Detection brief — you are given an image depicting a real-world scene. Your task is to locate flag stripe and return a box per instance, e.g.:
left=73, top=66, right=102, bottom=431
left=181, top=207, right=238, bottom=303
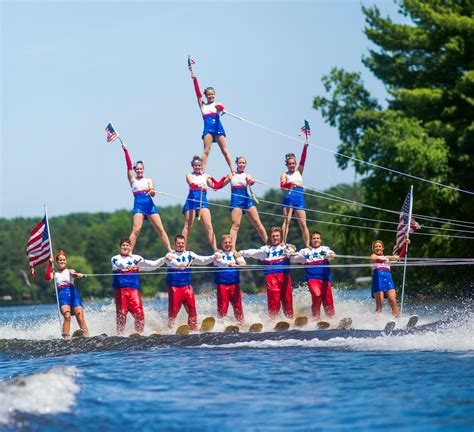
left=26, top=216, right=52, bottom=276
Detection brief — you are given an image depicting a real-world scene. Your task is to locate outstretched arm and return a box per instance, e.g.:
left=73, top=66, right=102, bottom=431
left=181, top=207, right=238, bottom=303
left=298, top=142, right=309, bottom=175
left=191, top=71, right=204, bottom=109
left=122, top=143, right=135, bottom=184
left=208, top=174, right=229, bottom=190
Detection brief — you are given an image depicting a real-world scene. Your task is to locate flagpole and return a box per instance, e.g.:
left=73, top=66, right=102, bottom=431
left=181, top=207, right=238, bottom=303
left=44, top=204, right=63, bottom=336
left=399, top=185, right=414, bottom=316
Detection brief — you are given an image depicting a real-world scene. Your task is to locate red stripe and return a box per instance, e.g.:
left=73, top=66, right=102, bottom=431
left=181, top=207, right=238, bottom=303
left=27, top=231, right=43, bottom=247
left=133, top=190, right=148, bottom=195
left=189, top=187, right=207, bottom=191
left=231, top=186, right=246, bottom=189
left=263, top=257, right=289, bottom=265
left=29, top=220, right=45, bottom=237
left=203, top=113, right=218, bottom=117
left=113, top=269, right=139, bottom=274
left=305, top=259, right=329, bottom=266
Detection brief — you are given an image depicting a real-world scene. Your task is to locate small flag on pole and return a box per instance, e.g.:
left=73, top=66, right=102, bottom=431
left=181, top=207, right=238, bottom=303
left=105, top=122, right=119, bottom=143
left=299, top=120, right=311, bottom=139
left=393, top=190, right=421, bottom=255
left=26, top=216, right=52, bottom=276
left=188, top=55, right=195, bottom=72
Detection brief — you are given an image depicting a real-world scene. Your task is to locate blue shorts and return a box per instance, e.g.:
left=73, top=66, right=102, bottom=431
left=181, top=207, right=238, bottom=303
left=283, top=186, right=305, bottom=210
left=371, top=269, right=396, bottom=298
left=58, top=285, right=83, bottom=309
left=182, top=190, right=209, bottom=214
left=202, top=115, right=226, bottom=142
left=230, top=188, right=255, bottom=213
left=133, top=193, right=159, bottom=215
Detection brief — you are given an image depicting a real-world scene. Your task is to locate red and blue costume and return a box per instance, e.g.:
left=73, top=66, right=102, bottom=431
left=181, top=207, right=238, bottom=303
left=54, top=269, right=83, bottom=310
left=240, top=245, right=294, bottom=319
left=293, top=246, right=336, bottom=319
left=192, top=76, right=226, bottom=142
left=371, top=256, right=395, bottom=298
left=161, top=251, right=213, bottom=330
left=111, top=253, right=163, bottom=335
left=213, top=252, right=245, bottom=323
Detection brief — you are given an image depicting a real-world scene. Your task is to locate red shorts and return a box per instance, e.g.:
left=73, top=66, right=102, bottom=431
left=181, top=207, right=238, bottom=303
left=114, top=288, right=144, bottom=335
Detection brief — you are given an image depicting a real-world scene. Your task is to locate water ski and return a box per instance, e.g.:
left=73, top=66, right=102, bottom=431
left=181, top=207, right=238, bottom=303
left=337, top=318, right=353, bottom=330
left=274, top=321, right=290, bottom=331
left=72, top=329, right=85, bottom=338
left=383, top=321, right=396, bottom=334
left=294, top=316, right=309, bottom=328
left=248, top=323, right=263, bottom=333
left=129, top=332, right=141, bottom=338
left=200, top=316, right=216, bottom=333
left=176, top=324, right=190, bottom=335
left=406, top=315, right=419, bottom=329
left=316, top=321, right=330, bottom=330
left=224, top=325, right=240, bottom=333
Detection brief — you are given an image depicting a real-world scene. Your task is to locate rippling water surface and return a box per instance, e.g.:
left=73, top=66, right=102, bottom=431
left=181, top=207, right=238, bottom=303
left=0, top=290, right=473, bottom=431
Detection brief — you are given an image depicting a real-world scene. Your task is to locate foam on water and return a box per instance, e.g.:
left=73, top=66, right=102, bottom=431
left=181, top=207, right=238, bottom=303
left=0, top=366, right=80, bottom=425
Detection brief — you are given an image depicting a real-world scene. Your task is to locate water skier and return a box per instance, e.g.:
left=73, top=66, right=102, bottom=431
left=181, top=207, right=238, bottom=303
left=216, top=156, right=268, bottom=247
left=46, top=250, right=90, bottom=339
left=213, top=234, right=246, bottom=324
left=161, top=235, right=214, bottom=331
left=181, top=155, right=225, bottom=252
left=370, top=239, right=409, bottom=318
left=121, top=143, right=172, bottom=252
left=190, top=68, right=233, bottom=173
left=111, top=237, right=164, bottom=335
left=240, top=227, right=295, bottom=319
left=280, top=142, right=310, bottom=247
left=292, top=231, right=336, bottom=320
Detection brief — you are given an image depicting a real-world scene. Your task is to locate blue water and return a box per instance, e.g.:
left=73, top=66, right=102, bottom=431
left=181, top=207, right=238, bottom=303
left=1, top=293, right=473, bottom=431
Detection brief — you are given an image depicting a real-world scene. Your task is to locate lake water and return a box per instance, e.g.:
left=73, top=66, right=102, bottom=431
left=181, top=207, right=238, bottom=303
left=0, top=288, right=473, bottom=431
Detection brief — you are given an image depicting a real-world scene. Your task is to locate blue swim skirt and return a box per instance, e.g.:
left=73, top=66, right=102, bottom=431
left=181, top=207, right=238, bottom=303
left=133, top=193, right=159, bottom=215
left=58, top=285, right=83, bottom=309
left=230, top=187, right=255, bottom=213
left=202, top=115, right=226, bottom=142
left=182, top=190, right=209, bottom=214
left=283, top=186, right=305, bottom=210
left=371, top=269, right=396, bottom=298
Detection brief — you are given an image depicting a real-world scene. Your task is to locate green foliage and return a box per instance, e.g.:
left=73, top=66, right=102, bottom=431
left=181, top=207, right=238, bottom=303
left=313, top=0, right=473, bottom=295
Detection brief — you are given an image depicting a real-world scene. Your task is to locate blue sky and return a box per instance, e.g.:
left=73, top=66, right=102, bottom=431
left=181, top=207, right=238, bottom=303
left=1, top=1, right=400, bottom=218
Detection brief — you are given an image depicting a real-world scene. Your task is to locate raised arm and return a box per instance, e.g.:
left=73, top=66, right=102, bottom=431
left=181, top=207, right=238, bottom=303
left=298, top=142, right=309, bottom=175
left=191, top=71, right=204, bottom=109
left=122, top=143, right=135, bottom=184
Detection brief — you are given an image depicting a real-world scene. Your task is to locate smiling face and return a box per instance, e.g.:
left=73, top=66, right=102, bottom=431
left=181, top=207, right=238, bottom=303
left=120, top=241, right=132, bottom=256
left=56, top=254, right=67, bottom=270
left=134, top=163, right=144, bottom=178
left=236, top=158, right=247, bottom=173
left=310, top=233, right=321, bottom=248
left=175, top=237, right=186, bottom=252
left=372, top=241, right=384, bottom=256
left=204, top=88, right=215, bottom=104
left=286, top=157, right=296, bottom=173
left=221, top=236, right=233, bottom=252
left=270, top=230, right=282, bottom=246
left=192, top=161, right=202, bottom=174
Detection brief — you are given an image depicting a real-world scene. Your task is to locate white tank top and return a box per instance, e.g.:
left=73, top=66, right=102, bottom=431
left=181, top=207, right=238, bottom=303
left=231, top=172, right=248, bottom=188
left=285, top=170, right=303, bottom=187
left=54, top=269, right=74, bottom=289
left=131, top=177, right=150, bottom=194
left=189, top=172, right=209, bottom=190
left=201, top=102, right=219, bottom=116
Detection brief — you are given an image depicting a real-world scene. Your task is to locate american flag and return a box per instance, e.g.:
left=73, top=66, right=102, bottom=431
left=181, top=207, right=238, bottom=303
left=300, top=120, right=311, bottom=138
left=393, top=190, right=421, bottom=254
left=188, top=55, right=195, bottom=72
left=26, top=216, right=52, bottom=276
left=105, top=122, right=119, bottom=143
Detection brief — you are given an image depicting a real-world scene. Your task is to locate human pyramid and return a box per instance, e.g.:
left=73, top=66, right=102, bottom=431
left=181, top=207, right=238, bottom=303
left=49, top=60, right=405, bottom=339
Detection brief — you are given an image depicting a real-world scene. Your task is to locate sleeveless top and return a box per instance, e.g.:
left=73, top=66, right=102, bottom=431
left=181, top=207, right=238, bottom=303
left=231, top=172, right=248, bottom=188
left=285, top=170, right=303, bottom=187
